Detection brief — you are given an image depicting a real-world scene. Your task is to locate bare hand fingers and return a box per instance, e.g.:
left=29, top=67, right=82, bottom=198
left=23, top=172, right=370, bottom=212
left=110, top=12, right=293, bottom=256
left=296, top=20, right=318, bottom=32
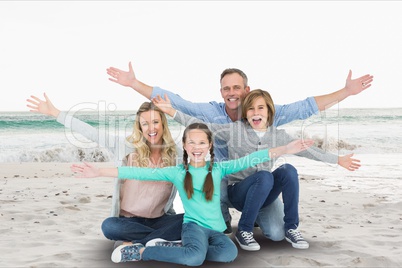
left=70, top=164, right=84, bottom=173
left=26, top=104, right=39, bottom=111
left=26, top=99, right=39, bottom=106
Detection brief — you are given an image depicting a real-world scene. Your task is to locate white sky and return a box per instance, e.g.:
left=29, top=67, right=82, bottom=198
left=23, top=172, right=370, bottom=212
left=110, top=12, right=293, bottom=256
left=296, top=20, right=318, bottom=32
left=1, top=1, right=401, bottom=112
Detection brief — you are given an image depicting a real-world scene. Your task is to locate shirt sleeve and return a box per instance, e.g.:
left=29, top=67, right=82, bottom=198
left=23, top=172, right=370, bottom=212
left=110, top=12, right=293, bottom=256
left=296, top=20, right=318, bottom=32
left=273, top=97, right=319, bottom=127
left=219, top=149, right=271, bottom=177
left=173, top=111, right=232, bottom=141
left=118, top=165, right=183, bottom=182
left=56, top=111, right=130, bottom=162
left=152, top=86, right=224, bottom=122
left=276, top=128, right=338, bottom=164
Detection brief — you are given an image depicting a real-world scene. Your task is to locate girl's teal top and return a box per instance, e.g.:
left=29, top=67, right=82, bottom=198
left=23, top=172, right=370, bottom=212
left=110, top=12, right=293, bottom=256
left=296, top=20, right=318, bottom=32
left=118, top=149, right=270, bottom=232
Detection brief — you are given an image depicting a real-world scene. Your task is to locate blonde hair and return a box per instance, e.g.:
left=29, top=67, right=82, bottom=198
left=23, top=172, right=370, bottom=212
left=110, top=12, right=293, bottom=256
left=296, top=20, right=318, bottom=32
left=241, top=89, right=275, bottom=127
left=126, top=102, right=177, bottom=167
left=182, top=123, right=215, bottom=201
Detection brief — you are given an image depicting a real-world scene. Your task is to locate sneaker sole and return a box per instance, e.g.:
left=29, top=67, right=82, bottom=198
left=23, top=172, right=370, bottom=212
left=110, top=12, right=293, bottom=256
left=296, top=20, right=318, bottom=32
left=111, top=245, right=125, bottom=263
left=285, top=237, right=309, bottom=249
left=235, top=236, right=260, bottom=251
left=145, top=238, right=166, bottom=247
left=146, top=239, right=182, bottom=247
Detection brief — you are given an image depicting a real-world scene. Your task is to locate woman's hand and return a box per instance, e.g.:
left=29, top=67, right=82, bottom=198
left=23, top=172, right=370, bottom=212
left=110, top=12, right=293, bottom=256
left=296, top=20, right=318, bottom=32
left=26, top=93, right=60, bottom=117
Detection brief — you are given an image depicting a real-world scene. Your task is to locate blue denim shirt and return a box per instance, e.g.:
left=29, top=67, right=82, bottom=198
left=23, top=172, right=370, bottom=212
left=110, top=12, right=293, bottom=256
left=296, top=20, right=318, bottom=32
left=152, top=86, right=319, bottom=161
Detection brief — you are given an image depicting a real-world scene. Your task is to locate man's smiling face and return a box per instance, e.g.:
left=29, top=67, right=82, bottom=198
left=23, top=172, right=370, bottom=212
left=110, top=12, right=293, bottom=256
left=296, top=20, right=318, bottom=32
left=220, top=73, right=250, bottom=113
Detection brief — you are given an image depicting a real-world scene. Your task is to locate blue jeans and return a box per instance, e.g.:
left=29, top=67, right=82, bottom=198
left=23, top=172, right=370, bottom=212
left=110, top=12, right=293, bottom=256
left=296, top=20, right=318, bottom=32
left=256, top=198, right=285, bottom=241
left=101, top=213, right=184, bottom=245
left=142, top=222, right=237, bottom=266
left=228, top=170, right=274, bottom=232
left=228, top=164, right=299, bottom=235
left=221, top=176, right=285, bottom=240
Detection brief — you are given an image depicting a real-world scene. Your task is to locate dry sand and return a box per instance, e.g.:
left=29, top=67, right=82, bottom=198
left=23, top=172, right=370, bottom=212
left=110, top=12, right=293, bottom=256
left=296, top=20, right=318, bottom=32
left=1, top=155, right=401, bottom=267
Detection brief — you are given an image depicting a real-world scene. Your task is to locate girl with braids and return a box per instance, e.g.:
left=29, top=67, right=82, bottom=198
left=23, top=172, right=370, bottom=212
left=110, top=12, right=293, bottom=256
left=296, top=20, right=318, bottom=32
left=71, top=123, right=313, bottom=265
left=26, top=94, right=183, bottom=254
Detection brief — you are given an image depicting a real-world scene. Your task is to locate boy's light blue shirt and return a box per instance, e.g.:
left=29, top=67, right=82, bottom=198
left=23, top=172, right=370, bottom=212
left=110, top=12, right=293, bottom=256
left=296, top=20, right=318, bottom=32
left=152, top=86, right=319, bottom=161
left=118, top=149, right=270, bottom=232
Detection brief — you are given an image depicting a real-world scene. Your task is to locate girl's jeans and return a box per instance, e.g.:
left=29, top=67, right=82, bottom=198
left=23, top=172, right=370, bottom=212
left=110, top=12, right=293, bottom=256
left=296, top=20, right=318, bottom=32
left=142, top=222, right=237, bottom=266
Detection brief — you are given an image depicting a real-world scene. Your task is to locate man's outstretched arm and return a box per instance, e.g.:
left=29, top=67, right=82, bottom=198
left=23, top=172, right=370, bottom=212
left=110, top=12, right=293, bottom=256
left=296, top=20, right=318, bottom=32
left=314, top=70, right=373, bottom=111
left=107, top=61, right=153, bottom=99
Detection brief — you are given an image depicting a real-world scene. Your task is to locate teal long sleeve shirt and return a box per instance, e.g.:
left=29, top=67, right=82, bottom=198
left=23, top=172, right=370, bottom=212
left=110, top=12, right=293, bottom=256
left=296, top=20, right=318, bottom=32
left=118, top=149, right=270, bottom=232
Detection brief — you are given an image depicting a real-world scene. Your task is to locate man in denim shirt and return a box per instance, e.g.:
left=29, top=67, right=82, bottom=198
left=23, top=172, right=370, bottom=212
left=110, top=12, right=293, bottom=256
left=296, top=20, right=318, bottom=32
left=106, top=62, right=373, bottom=243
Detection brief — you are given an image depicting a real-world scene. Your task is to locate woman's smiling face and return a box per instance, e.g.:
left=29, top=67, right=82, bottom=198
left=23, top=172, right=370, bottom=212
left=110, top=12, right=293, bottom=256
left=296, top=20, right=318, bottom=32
left=139, top=110, right=164, bottom=146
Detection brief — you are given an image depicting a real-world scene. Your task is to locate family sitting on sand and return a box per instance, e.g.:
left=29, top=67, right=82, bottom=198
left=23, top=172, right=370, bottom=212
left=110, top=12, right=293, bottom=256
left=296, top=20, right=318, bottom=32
left=27, top=63, right=372, bottom=266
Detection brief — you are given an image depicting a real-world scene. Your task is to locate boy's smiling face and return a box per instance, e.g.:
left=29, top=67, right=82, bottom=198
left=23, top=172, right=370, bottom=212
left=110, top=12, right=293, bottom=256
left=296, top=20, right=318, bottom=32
left=246, top=96, right=269, bottom=131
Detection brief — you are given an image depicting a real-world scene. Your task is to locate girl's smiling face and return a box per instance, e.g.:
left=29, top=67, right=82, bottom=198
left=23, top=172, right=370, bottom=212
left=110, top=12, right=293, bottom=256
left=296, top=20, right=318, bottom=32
left=246, top=96, right=269, bottom=131
left=183, top=129, right=211, bottom=166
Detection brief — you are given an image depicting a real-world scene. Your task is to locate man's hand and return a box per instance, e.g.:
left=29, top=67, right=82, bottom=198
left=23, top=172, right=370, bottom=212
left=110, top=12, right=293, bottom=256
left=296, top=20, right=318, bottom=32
left=107, top=61, right=137, bottom=88
left=345, top=70, right=373, bottom=96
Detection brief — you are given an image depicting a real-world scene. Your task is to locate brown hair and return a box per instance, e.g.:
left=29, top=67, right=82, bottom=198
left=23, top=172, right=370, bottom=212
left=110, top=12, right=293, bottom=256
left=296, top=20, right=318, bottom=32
left=241, top=89, right=276, bottom=127
left=182, top=123, right=215, bottom=201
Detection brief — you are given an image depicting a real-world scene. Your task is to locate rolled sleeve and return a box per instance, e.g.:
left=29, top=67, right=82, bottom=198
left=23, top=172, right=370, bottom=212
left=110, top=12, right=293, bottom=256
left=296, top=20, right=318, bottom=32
left=273, top=97, right=319, bottom=127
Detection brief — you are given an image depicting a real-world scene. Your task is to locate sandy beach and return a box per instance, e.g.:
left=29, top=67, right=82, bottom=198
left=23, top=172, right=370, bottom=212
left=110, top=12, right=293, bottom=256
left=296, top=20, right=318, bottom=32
left=1, top=154, right=402, bottom=267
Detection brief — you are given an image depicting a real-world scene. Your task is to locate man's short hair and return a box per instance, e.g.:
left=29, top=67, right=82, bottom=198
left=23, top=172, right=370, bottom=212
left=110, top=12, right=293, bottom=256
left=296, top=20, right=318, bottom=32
left=220, top=68, right=248, bottom=87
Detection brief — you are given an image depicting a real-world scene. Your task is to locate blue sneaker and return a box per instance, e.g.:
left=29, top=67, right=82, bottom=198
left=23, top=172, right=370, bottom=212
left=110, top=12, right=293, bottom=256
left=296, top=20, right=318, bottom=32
left=111, top=243, right=144, bottom=263
left=235, top=230, right=260, bottom=251
left=285, top=229, right=309, bottom=249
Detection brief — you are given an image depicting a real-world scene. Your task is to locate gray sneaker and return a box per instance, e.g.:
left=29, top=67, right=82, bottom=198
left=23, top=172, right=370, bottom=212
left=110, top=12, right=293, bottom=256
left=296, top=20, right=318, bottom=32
left=146, top=238, right=182, bottom=247
left=111, top=243, right=144, bottom=263
left=285, top=229, right=309, bottom=249
left=235, top=230, right=260, bottom=251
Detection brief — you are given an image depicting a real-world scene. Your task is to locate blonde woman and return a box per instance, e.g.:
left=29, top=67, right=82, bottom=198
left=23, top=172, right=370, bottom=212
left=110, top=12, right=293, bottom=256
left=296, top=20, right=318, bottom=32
left=26, top=94, right=183, bottom=250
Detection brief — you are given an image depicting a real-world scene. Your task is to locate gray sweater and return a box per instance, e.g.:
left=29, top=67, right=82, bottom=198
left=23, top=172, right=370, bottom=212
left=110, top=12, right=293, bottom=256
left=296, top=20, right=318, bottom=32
left=174, top=111, right=338, bottom=184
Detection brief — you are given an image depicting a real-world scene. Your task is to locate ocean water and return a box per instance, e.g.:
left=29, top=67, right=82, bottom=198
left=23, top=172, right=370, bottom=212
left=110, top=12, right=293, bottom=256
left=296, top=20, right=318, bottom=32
left=0, top=108, right=401, bottom=163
